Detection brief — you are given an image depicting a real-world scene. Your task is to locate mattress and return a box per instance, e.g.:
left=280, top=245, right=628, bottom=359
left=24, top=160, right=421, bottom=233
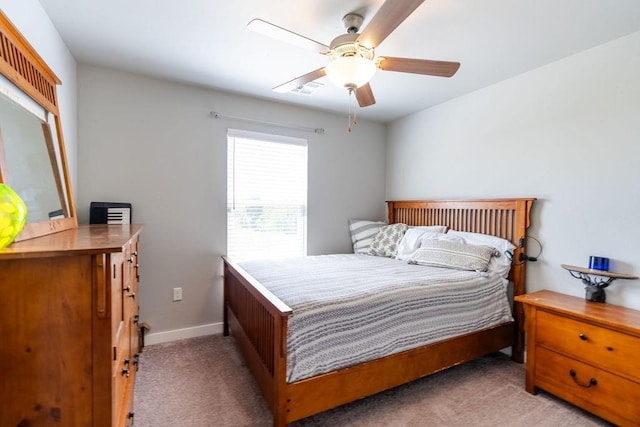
left=239, top=254, right=513, bottom=383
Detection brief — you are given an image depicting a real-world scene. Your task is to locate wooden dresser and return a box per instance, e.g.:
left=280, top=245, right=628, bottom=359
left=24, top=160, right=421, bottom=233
left=0, top=224, right=143, bottom=427
left=516, top=290, right=640, bottom=426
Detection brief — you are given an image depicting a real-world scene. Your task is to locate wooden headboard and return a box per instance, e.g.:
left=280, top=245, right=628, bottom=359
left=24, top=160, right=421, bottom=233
left=387, top=198, right=535, bottom=294
left=387, top=198, right=535, bottom=360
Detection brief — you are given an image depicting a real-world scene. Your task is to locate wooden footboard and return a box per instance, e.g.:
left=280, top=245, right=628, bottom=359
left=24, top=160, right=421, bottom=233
left=223, top=198, right=535, bottom=426
left=222, top=257, right=290, bottom=424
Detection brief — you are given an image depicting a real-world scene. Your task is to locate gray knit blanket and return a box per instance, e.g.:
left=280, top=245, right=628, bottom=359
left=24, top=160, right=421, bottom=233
left=240, top=254, right=513, bottom=383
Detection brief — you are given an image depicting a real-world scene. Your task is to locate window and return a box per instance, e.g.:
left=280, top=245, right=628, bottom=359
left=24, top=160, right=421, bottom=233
left=227, top=129, right=308, bottom=261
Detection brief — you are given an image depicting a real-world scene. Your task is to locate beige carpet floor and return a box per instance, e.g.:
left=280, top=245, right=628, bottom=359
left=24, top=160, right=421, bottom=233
left=134, top=335, right=611, bottom=427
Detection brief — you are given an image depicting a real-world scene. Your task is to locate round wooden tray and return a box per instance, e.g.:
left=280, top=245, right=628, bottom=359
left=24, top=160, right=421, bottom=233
left=561, top=264, right=638, bottom=280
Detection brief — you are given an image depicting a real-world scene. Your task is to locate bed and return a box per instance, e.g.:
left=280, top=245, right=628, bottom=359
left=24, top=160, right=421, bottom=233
left=222, top=198, right=535, bottom=426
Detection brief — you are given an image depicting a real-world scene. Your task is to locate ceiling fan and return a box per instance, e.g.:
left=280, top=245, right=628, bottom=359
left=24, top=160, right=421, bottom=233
left=248, top=0, right=460, bottom=108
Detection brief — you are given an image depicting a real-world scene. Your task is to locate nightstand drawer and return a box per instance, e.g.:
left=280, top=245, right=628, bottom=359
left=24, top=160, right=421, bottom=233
left=535, top=347, right=640, bottom=425
left=537, top=310, right=640, bottom=381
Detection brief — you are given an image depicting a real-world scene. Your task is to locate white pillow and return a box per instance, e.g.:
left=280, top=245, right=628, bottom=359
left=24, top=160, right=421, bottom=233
left=396, top=230, right=439, bottom=261
left=395, top=226, right=448, bottom=261
left=420, top=233, right=465, bottom=245
left=446, top=230, right=516, bottom=278
left=409, top=225, right=448, bottom=233
left=349, top=219, right=386, bottom=254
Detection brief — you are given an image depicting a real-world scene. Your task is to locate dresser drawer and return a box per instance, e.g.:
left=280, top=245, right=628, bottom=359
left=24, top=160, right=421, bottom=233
left=535, top=346, right=640, bottom=425
left=537, top=310, right=640, bottom=381
left=114, top=321, right=132, bottom=426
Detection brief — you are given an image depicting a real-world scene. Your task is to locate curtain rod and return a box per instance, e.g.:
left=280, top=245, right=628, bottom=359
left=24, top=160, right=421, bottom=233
left=210, top=111, right=325, bottom=134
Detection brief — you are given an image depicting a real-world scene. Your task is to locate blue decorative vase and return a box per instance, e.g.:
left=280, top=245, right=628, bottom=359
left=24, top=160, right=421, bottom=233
left=0, top=183, right=28, bottom=248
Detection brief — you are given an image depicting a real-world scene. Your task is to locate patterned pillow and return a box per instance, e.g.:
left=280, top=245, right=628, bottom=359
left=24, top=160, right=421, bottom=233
left=447, top=230, right=516, bottom=278
left=409, top=239, right=499, bottom=271
left=367, top=223, right=409, bottom=257
left=349, top=219, right=386, bottom=254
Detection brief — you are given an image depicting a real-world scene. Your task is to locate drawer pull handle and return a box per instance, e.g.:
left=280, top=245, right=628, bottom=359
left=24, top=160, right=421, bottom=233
left=569, top=369, right=597, bottom=388
left=122, top=368, right=130, bottom=378
left=578, top=333, right=588, bottom=341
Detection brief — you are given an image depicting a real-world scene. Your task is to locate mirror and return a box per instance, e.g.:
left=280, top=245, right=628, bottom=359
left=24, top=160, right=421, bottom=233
left=0, top=89, right=68, bottom=221
left=0, top=11, right=76, bottom=242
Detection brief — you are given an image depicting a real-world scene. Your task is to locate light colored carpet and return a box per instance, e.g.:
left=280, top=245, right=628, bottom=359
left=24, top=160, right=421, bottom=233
left=134, top=334, right=611, bottom=427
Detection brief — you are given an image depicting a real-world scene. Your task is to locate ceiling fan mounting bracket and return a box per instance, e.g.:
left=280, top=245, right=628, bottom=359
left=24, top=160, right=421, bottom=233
left=342, top=13, right=364, bottom=34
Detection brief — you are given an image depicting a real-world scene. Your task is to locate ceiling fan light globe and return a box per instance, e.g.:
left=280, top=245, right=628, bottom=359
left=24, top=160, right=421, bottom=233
left=325, top=56, right=377, bottom=89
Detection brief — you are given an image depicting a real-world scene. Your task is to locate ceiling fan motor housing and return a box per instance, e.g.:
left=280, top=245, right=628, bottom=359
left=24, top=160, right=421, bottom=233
left=326, top=14, right=376, bottom=89
left=329, top=34, right=375, bottom=60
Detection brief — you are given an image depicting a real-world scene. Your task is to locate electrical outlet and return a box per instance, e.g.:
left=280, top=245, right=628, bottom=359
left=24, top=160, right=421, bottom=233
left=172, top=287, right=182, bottom=301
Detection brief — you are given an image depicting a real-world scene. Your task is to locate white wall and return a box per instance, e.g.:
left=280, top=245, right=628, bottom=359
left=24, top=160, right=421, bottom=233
left=0, top=1, right=78, bottom=192
left=387, top=31, right=640, bottom=309
left=77, top=64, right=386, bottom=340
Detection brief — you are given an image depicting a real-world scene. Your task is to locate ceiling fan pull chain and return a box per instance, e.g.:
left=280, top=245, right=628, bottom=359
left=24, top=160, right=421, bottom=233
left=353, top=101, right=358, bottom=126
left=347, top=88, right=354, bottom=132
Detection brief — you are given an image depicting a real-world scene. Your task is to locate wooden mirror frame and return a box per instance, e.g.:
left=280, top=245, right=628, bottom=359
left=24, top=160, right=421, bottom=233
left=0, top=10, right=77, bottom=241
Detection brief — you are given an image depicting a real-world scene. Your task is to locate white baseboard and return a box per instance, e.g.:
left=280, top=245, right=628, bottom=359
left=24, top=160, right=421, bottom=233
left=144, top=322, right=223, bottom=346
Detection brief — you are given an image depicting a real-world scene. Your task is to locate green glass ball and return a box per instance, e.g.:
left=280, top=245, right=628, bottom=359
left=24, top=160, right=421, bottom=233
left=0, top=183, right=28, bottom=248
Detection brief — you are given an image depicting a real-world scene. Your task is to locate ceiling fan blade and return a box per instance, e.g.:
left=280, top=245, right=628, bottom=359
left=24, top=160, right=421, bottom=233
left=355, top=83, right=376, bottom=107
left=357, top=0, right=425, bottom=48
left=379, top=57, right=460, bottom=77
left=248, top=19, right=330, bottom=54
left=273, top=68, right=327, bottom=93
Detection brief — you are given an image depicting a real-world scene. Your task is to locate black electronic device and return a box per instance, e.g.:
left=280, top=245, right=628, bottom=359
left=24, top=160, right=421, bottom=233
left=90, top=202, right=132, bottom=224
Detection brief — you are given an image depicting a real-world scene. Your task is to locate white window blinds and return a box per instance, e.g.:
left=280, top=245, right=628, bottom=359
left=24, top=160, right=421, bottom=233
left=227, top=129, right=308, bottom=261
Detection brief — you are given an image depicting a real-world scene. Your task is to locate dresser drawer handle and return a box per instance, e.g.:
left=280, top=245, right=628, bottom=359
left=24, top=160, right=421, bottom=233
left=578, top=333, right=588, bottom=341
left=569, top=369, right=597, bottom=388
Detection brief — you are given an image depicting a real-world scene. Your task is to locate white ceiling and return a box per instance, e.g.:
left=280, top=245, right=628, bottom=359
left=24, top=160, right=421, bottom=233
left=38, top=0, right=640, bottom=122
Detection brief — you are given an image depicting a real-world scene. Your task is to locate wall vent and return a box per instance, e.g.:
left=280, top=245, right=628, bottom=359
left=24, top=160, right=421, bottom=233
left=290, top=81, right=323, bottom=96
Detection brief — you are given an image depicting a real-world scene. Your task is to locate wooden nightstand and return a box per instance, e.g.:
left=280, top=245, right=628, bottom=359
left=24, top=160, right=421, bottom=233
left=515, top=290, right=640, bottom=426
